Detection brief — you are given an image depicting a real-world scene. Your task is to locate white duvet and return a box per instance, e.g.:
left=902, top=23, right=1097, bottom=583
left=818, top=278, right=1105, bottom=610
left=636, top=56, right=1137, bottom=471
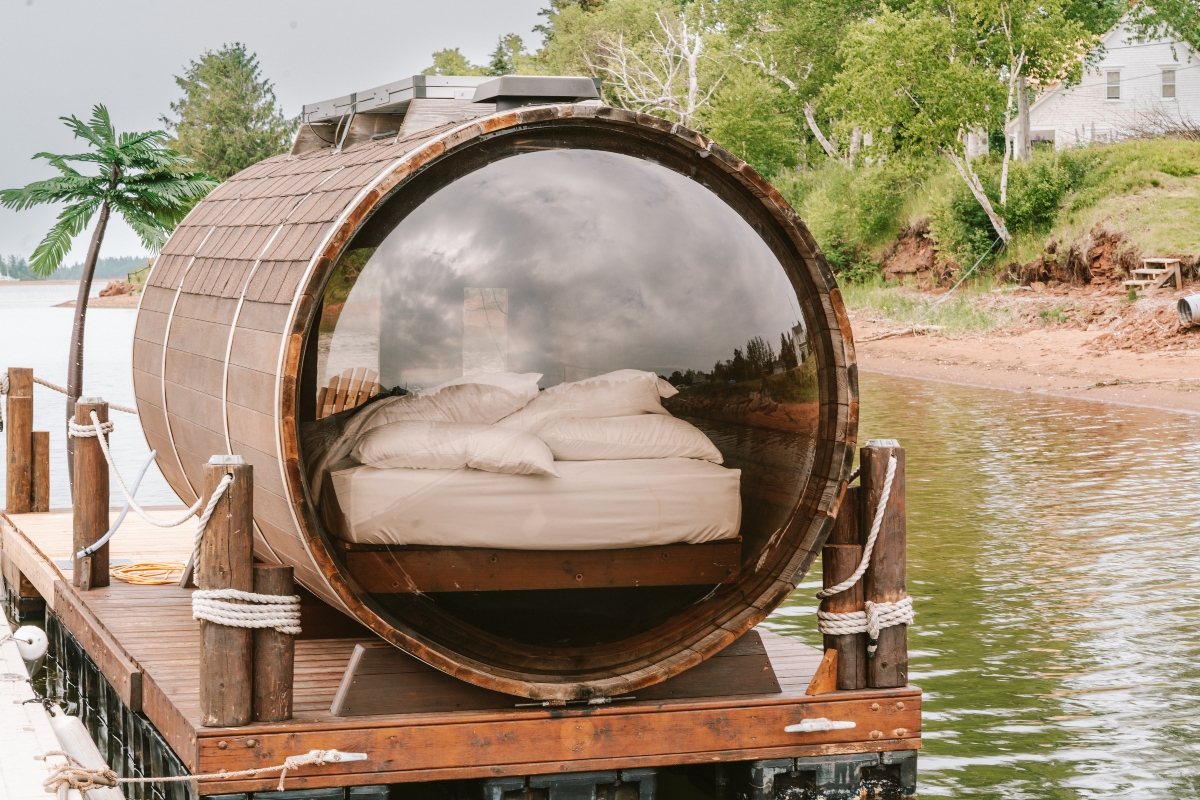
left=330, top=457, right=742, bottom=550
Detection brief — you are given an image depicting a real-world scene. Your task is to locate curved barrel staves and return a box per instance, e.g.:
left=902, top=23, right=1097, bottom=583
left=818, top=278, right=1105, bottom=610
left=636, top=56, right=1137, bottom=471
left=132, top=103, right=859, bottom=700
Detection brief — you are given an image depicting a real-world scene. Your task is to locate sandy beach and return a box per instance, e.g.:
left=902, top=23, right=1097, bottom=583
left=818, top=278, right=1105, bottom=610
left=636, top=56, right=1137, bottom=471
left=853, top=316, right=1200, bottom=415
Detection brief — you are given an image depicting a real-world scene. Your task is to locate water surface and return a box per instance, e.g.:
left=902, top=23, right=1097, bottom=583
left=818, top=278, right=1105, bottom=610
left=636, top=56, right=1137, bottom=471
left=5, top=282, right=1200, bottom=797
left=0, top=283, right=177, bottom=508
left=767, top=372, right=1200, bottom=799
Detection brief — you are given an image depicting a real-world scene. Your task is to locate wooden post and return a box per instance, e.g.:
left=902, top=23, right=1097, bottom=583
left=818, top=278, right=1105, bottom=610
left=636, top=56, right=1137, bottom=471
left=32, top=431, right=50, bottom=512
left=253, top=565, right=295, bottom=722
left=823, top=484, right=866, bottom=690
left=5, top=367, right=33, bottom=513
left=860, top=439, right=908, bottom=689
left=821, top=544, right=867, bottom=690
left=198, top=455, right=254, bottom=728
left=72, top=398, right=109, bottom=590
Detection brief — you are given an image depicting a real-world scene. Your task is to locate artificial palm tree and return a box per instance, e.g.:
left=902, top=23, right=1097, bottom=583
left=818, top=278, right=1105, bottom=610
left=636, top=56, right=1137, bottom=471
left=0, top=105, right=216, bottom=490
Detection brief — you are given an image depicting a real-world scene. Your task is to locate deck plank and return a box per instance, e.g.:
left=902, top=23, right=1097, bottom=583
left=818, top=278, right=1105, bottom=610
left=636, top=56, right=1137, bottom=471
left=0, top=508, right=921, bottom=791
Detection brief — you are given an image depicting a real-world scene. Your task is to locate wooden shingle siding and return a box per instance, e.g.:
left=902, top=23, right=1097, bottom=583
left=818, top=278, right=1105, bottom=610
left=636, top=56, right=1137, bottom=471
left=134, top=105, right=858, bottom=699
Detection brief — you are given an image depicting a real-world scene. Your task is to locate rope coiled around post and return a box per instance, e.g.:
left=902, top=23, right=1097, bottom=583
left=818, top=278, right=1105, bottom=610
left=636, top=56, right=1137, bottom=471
left=815, top=454, right=915, bottom=656
left=192, top=588, right=302, bottom=635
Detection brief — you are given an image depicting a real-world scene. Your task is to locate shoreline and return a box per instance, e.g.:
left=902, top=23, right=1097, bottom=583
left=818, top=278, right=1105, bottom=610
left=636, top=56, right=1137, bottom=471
left=852, top=317, right=1200, bottom=416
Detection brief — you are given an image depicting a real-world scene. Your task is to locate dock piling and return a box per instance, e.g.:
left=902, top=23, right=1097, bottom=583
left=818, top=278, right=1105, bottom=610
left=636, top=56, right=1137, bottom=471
left=861, top=439, right=908, bottom=689
left=72, top=398, right=110, bottom=590
left=253, top=564, right=295, bottom=722
left=32, top=430, right=49, bottom=512
left=198, top=455, right=254, bottom=727
left=824, top=485, right=867, bottom=690
left=5, top=367, right=33, bottom=513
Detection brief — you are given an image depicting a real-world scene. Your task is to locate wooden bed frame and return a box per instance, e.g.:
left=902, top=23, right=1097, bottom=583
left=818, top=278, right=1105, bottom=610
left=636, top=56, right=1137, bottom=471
left=320, top=473, right=741, bottom=593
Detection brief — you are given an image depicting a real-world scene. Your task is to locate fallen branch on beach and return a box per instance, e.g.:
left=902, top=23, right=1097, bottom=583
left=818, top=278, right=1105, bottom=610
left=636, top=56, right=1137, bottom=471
left=863, top=325, right=943, bottom=342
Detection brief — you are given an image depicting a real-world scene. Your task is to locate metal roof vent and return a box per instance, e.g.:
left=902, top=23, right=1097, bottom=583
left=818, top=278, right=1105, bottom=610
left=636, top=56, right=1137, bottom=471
left=472, top=76, right=601, bottom=110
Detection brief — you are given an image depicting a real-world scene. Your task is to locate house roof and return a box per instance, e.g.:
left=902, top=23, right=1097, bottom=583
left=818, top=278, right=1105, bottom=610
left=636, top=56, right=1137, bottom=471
left=1007, top=6, right=1195, bottom=129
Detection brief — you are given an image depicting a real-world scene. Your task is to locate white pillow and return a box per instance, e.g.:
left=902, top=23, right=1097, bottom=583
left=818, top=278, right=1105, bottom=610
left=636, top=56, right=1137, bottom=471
left=352, top=421, right=559, bottom=477
left=312, top=379, right=545, bottom=495
left=498, top=369, right=679, bottom=430
left=536, top=415, right=723, bottom=463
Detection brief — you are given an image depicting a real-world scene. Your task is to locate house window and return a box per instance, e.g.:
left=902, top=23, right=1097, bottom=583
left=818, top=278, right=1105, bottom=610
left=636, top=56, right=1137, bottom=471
left=1163, top=69, right=1177, bottom=98
left=1107, top=71, right=1121, bottom=100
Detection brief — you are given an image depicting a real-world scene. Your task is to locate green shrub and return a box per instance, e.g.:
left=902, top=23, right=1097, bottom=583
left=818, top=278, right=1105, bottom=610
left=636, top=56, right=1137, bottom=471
left=774, top=157, right=933, bottom=279
left=930, top=150, right=1095, bottom=266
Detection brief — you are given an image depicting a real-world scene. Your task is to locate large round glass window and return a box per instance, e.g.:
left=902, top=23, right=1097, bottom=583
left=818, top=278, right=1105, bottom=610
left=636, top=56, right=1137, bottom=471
left=303, top=147, right=819, bottom=647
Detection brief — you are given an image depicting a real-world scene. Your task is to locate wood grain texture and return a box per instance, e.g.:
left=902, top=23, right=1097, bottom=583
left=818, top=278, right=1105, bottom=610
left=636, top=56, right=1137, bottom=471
left=340, top=540, right=742, bottom=593
left=5, top=368, right=33, bottom=513
left=822, top=543, right=867, bottom=690
left=72, top=400, right=108, bottom=589
left=252, top=565, right=294, bottom=722
left=198, top=461, right=255, bottom=727
left=0, top=515, right=922, bottom=791
left=31, top=431, right=49, bottom=513
left=861, top=442, right=907, bottom=689
left=133, top=105, right=861, bottom=700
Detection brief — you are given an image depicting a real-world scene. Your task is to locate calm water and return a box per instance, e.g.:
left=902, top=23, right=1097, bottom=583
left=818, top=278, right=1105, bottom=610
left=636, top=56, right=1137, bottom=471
left=767, top=372, right=1200, bottom=799
left=4, top=283, right=1200, bottom=797
left=0, top=283, right=178, bottom=507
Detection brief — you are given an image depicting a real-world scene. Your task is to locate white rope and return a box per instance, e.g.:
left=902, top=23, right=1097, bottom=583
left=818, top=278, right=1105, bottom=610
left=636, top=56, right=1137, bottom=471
left=75, top=410, right=204, bottom=527
left=43, top=748, right=362, bottom=792
left=817, top=598, right=915, bottom=656
left=192, top=589, right=302, bottom=635
left=0, top=372, right=137, bottom=415
left=190, top=473, right=233, bottom=572
left=815, top=454, right=914, bottom=654
left=67, top=417, right=114, bottom=438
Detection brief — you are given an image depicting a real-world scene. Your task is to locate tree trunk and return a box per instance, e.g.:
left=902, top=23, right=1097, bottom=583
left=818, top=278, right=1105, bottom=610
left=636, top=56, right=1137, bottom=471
left=1016, top=76, right=1032, bottom=162
left=946, top=150, right=1011, bottom=244
left=803, top=104, right=839, bottom=161
left=66, top=201, right=111, bottom=497
left=849, top=127, right=863, bottom=167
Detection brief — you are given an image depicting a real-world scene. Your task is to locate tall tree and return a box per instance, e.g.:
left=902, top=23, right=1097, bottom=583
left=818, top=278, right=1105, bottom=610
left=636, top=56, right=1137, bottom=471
left=423, top=48, right=488, bottom=76
left=162, top=43, right=297, bottom=180
left=0, top=106, right=216, bottom=486
left=488, top=33, right=533, bottom=75
left=823, top=0, right=1089, bottom=245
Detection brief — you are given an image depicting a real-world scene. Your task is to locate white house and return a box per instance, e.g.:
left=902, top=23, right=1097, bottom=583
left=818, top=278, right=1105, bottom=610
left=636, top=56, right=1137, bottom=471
left=1018, top=11, right=1199, bottom=149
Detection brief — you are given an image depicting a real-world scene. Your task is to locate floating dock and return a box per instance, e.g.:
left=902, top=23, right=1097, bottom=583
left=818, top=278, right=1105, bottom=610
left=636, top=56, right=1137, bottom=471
left=1, top=508, right=920, bottom=798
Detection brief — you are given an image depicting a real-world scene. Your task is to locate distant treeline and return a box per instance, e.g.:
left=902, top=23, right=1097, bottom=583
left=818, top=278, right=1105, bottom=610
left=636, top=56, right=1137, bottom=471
left=1, top=255, right=149, bottom=282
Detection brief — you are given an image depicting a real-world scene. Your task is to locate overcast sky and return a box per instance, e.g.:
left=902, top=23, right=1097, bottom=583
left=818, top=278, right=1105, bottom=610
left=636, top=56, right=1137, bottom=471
left=0, top=0, right=547, bottom=266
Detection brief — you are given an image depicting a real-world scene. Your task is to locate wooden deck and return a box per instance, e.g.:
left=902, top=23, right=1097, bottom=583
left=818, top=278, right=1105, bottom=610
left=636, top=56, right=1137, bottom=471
left=0, top=508, right=921, bottom=794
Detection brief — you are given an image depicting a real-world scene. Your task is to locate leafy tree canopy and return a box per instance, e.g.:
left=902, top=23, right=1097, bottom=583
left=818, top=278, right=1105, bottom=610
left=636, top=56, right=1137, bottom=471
left=1128, top=0, right=1200, bottom=52
left=162, top=43, right=297, bottom=180
left=423, top=48, right=488, bottom=76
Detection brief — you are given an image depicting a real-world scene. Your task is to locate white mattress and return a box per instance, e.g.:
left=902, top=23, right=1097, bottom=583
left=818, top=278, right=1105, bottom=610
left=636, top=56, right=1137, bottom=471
left=329, top=458, right=742, bottom=550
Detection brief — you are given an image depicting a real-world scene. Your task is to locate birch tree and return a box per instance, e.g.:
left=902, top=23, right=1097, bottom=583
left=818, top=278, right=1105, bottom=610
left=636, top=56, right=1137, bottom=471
left=592, top=6, right=724, bottom=128
left=822, top=1, right=1089, bottom=246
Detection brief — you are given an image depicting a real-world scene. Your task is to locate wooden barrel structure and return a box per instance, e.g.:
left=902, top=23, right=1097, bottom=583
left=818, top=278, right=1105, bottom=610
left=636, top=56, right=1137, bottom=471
left=132, top=102, right=858, bottom=700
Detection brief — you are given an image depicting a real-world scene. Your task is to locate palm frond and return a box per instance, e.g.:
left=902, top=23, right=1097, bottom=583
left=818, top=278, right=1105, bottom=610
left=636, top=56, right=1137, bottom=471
left=28, top=200, right=98, bottom=276
left=60, top=113, right=108, bottom=152
left=87, top=105, right=117, bottom=148
left=0, top=174, right=104, bottom=210
left=8, top=103, right=219, bottom=270
left=110, top=201, right=170, bottom=252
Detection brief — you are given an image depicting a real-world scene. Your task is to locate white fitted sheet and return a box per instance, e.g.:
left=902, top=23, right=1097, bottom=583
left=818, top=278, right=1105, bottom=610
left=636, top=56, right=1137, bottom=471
left=329, top=458, right=742, bottom=549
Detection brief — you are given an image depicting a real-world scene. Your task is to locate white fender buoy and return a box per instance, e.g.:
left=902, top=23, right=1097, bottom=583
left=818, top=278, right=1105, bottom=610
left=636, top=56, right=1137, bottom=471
left=14, top=625, right=48, bottom=675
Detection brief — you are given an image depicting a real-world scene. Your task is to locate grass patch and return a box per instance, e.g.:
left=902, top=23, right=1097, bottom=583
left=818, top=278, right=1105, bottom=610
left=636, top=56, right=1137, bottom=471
left=841, top=276, right=1010, bottom=334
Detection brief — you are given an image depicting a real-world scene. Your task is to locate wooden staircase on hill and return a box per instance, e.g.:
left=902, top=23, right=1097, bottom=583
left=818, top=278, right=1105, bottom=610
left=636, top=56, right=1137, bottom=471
left=1123, top=257, right=1182, bottom=295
